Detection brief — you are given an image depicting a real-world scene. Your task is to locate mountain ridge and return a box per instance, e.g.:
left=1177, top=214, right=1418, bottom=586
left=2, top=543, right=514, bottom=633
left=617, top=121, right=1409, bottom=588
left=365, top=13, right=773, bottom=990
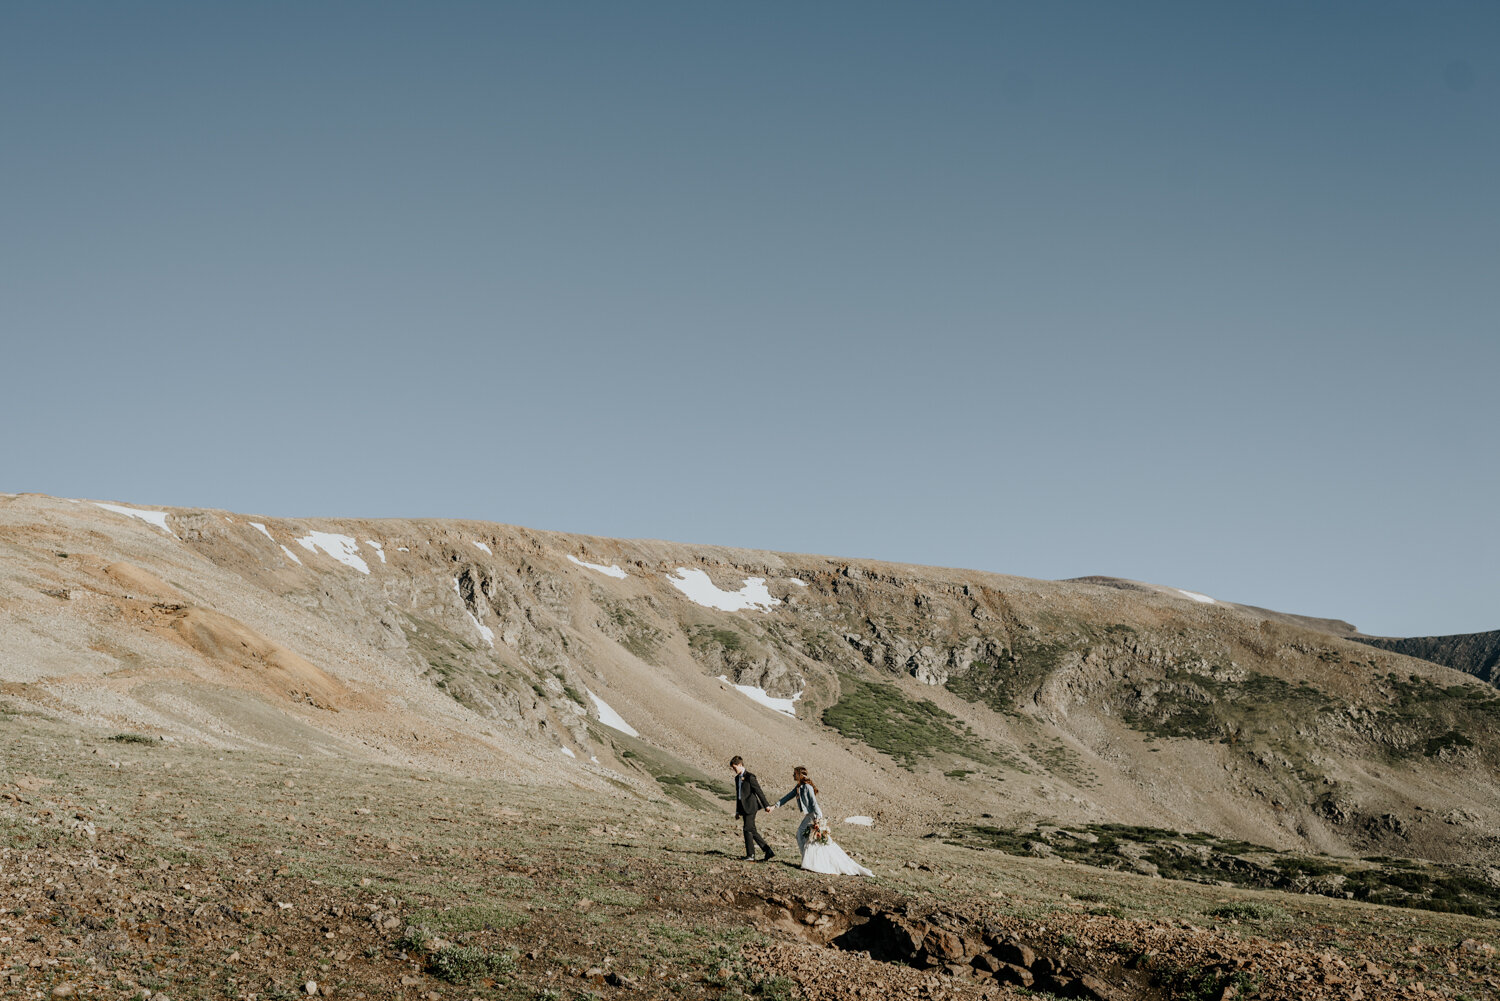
left=1352, top=629, right=1500, bottom=687
left=3, top=491, right=1497, bottom=873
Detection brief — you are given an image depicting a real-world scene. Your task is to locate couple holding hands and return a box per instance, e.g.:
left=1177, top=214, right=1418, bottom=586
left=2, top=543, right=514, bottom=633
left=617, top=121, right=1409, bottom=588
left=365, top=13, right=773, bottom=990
left=730, top=755, right=873, bottom=876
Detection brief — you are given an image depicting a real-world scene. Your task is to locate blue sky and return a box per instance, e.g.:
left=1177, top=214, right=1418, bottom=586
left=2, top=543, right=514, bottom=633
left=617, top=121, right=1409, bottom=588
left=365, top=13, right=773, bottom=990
left=3, top=3, right=1496, bottom=636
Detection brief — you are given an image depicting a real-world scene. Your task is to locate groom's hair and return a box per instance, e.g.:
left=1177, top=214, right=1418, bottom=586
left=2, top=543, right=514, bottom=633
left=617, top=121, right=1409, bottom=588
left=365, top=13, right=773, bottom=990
left=729, top=755, right=744, bottom=768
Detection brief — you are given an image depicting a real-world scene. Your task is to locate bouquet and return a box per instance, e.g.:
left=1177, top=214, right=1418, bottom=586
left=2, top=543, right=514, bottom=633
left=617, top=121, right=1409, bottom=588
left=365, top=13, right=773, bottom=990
left=808, top=817, right=831, bottom=846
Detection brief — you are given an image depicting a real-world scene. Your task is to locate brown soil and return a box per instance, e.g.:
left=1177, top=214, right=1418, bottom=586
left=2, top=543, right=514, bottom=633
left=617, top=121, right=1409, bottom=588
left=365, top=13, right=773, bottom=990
left=2, top=717, right=1496, bottom=1001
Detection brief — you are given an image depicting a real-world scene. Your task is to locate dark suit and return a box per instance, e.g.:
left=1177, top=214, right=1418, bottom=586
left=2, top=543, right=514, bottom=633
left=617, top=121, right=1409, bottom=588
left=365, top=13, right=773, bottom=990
left=734, top=769, right=774, bottom=859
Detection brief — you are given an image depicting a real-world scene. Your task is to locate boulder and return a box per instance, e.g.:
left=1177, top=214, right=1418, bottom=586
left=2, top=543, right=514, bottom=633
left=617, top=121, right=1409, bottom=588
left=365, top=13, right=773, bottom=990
left=922, top=927, right=969, bottom=963
left=993, top=940, right=1037, bottom=968
left=996, top=963, right=1035, bottom=987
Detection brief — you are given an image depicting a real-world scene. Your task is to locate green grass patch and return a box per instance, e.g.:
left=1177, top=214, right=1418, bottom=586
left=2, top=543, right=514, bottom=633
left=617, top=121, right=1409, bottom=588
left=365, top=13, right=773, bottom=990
left=822, top=674, right=990, bottom=769
left=1423, top=730, right=1474, bottom=756
left=945, top=641, right=1068, bottom=715
left=951, top=822, right=1500, bottom=919
left=405, top=903, right=528, bottom=935
left=598, top=598, right=663, bottom=664
left=1374, top=673, right=1500, bottom=761
left=1025, top=739, right=1097, bottom=787
left=1156, top=965, right=1259, bottom=1001
left=399, top=612, right=518, bottom=714
left=1120, top=669, right=1332, bottom=744
left=608, top=733, right=735, bottom=808
left=426, top=944, right=517, bottom=984
left=691, top=626, right=746, bottom=654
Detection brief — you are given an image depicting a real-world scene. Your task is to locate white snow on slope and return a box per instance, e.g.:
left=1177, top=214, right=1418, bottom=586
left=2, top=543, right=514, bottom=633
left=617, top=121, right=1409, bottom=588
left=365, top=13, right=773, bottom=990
left=453, top=578, right=495, bottom=648
left=250, top=522, right=276, bottom=542
left=718, top=675, right=799, bottom=716
left=366, top=540, right=386, bottom=563
left=94, top=502, right=177, bottom=538
left=668, top=568, right=780, bottom=613
left=844, top=816, right=874, bottom=826
left=560, top=747, right=576, bottom=758
left=586, top=689, right=640, bottom=737
left=1177, top=589, right=1216, bottom=604
left=280, top=545, right=303, bottom=566
left=296, top=532, right=370, bottom=574
left=569, top=555, right=628, bottom=579
left=788, top=578, right=809, bottom=587
left=472, top=541, right=492, bottom=554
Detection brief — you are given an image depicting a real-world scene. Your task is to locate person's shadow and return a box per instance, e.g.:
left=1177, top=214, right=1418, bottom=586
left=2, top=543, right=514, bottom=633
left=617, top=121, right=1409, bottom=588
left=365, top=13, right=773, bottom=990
left=662, top=846, right=802, bottom=870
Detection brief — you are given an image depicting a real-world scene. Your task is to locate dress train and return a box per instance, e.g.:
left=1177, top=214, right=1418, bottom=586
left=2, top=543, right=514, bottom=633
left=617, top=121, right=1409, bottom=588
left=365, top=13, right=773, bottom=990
left=795, top=813, right=873, bottom=876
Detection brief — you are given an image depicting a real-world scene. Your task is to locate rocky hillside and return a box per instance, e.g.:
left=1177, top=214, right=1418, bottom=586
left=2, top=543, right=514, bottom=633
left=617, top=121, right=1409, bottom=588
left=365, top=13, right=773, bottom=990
left=1354, top=630, right=1500, bottom=687
left=3, top=492, right=1498, bottom=873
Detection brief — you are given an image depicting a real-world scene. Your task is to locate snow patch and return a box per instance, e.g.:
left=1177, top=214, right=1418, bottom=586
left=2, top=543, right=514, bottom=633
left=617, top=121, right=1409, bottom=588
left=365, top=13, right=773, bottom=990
left=667, top=568, right=780, bottom=613
left=844, top=816, right=875, bottom=827
left=251, top=522, right=303, bottom=566
left=1177, top=589, right=1216, bottom=604
left=296, top=532, right=370, bottom=574
left=568, top=555, right=628, bottom=579
left=586, top=689, right=640, bottom=737
left=94, top=502, right=177, bottom=538
left=472, top=541, right=492, bottom=554
left=365, top=540, right=386, bottom=563
left=717, top=675, right=799, bottom=717
left=453, top=578, right=495, bottom=648
left=560, top=747, right=576, bottom=758
left=397, top=547, right=410, bottom=552
left=788, top=578, right=809, bottom=587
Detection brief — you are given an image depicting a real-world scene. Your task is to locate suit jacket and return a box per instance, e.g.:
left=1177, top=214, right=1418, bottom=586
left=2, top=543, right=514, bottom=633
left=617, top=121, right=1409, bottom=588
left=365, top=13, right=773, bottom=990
left=734, top=770, right=770, bottom=817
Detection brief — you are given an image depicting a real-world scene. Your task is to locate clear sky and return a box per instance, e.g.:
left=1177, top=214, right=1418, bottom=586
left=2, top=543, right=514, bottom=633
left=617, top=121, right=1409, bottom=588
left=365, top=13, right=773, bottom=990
left=3, top=3, right=1496, bottom=637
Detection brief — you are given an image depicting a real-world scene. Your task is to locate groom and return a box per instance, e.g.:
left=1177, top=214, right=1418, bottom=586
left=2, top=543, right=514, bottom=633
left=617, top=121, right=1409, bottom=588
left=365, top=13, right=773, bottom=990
left=730, top=755, right=775, bottom=862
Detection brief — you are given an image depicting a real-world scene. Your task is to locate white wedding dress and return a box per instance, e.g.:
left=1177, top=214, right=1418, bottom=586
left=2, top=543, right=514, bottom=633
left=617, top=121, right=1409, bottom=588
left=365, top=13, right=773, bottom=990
left=796, top=813, right=873, bottom=876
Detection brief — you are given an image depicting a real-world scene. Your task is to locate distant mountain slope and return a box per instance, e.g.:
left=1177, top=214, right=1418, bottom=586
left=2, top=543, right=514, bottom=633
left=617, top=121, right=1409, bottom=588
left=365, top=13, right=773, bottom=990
left=1353, top=630, right=1500, bottom=687
left=1064, top=576, right=1358, bottom=636
left=3, top=492, right=1498, bottom=871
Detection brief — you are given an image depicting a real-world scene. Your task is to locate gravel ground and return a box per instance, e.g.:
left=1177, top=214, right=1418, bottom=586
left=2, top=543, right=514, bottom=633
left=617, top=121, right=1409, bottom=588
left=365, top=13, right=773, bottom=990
left=2, top=715, right=1496, bottom=1001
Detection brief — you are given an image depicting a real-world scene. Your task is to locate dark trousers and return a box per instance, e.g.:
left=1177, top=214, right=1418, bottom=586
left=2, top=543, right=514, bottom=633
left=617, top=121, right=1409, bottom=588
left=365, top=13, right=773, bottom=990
left=741, top=811, right=772, bottom=858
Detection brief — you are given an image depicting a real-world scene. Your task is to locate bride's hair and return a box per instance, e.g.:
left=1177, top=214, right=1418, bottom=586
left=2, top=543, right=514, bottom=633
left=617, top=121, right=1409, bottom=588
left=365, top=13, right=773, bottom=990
left=793, top=766, right=818, bottom=795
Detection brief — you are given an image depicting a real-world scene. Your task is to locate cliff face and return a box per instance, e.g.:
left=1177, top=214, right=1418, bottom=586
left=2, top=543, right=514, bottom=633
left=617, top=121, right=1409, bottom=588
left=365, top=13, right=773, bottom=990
left=1354, top=631, right=1500, bottom=687
left=2, top=492, right=1497, bottom=868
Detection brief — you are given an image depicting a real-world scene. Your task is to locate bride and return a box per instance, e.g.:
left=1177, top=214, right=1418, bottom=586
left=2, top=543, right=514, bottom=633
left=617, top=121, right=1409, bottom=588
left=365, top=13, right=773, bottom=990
left=772, top=766, right=873, bottom=876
